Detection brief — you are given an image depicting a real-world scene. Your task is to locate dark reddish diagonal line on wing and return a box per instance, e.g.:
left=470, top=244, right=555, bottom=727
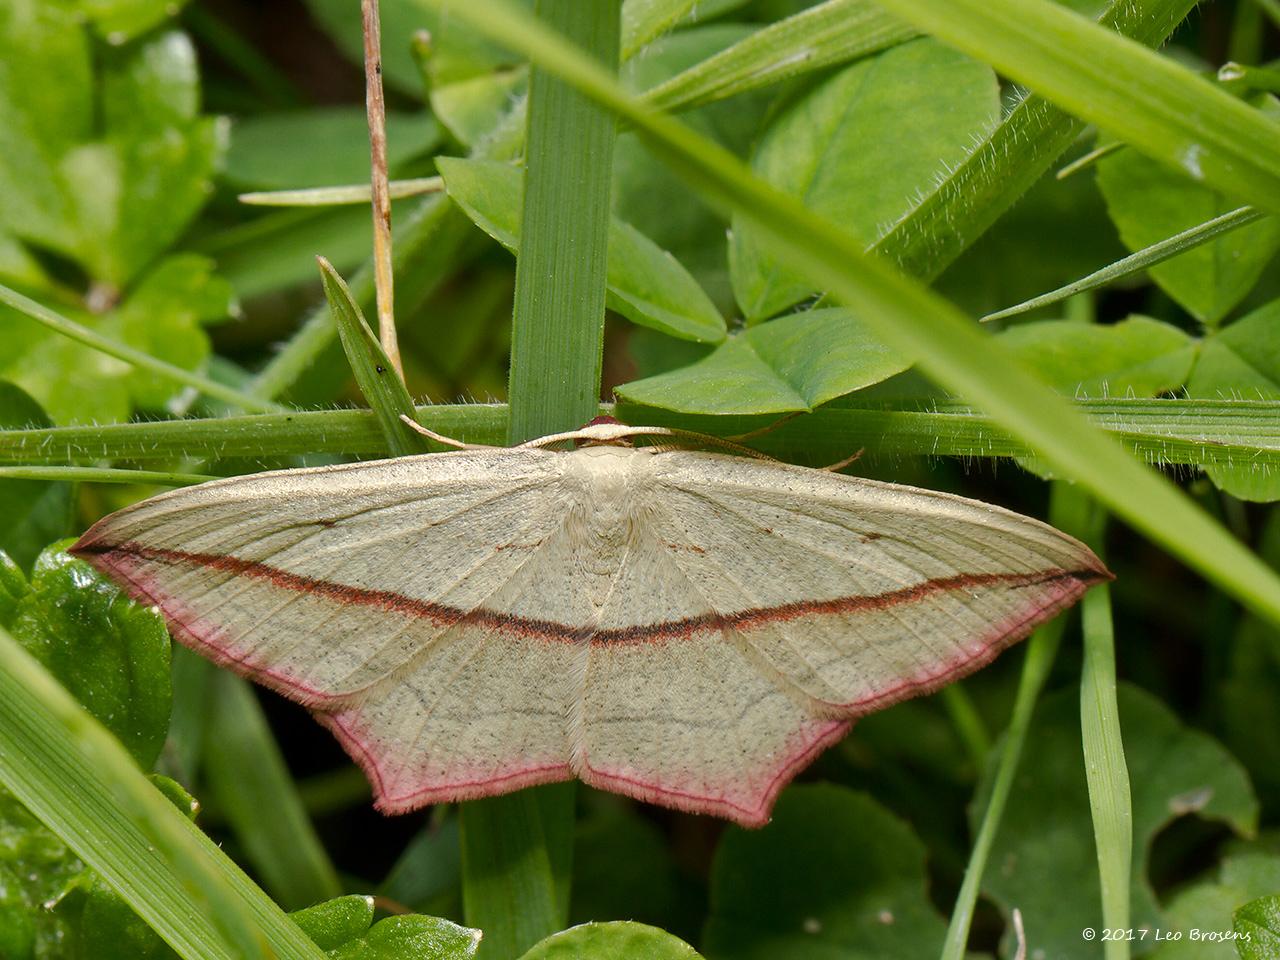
left=75, top=541, right=1108, bottom=645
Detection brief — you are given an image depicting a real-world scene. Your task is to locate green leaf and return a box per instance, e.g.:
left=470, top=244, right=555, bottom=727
left=729, top=38, right=1000, bottom=320
left=621, top=0, right=701, bottom=58
left=328, top=916, right=481, bottom=960
left=0, top=550, right=25, bottom=627
left=10, top=542, right=171, bottom=769
left=203, top=671, right=342, bottom=910
left=289, top=896, right=376, bottom=952
left=0, top=786, right=84, bottom=960
left=439, top=157, right=725, bottom=343
left=0, top=626, right=330, bottom=960
left=1097, top=132, right=1280, bottom=325
left=874, top=0, right=1280, bottom=217
left=66, top=872, right=180, bottom=960
left=77, top=0, right=190, bottom=43
left=519, top=922, right=702, bottom=960
left=705, top=785, right=947, bottom=959
left=616, top=308, right=910, bottom=414
left=431, top=70, right=528, bottom=149
left=978, top=684, right=1257, bottom=960
left=1235, top=894, right=1280, bottom=960
left=0, top=383, right=71, bottom=571
left=319, top=257, right=430, bottom=457
left=0, top=25, right=225, bottom=288
left=1148, top=848, right=1280, bottom=960
left=225, top=108, right=441, bottom=190
left=1187, top=298, right=1280, bottom=501
left=997, top=316, right=1196, bottom=397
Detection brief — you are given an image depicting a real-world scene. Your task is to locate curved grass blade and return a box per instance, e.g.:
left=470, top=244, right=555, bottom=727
left=876, top=0, right=1280, bottom=214
left=0, top=466, right=213, bottom=484
left=981, top=206, right=1266, bottom=323
left=642, top=0, right=917, bottom=113
left=0, top=626, right=328, bottom=960
left=239, top=177, right=444, bottom=206
left=0, top=282, right=284, bottom=415
left=421, top=0, right=1280, bottom=626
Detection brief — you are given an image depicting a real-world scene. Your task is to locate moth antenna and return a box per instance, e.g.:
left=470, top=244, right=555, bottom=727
left=821, top=448, right=864, bottom=472
left=725, top=412, right=802, bottom=443
left=398, top=415, right=491, bottom=449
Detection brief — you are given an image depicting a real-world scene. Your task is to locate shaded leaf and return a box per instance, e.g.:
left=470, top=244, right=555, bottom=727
left=225, top=108, right=440, bottom=190
left=431, top=69, right=528, bottom=149
left=998, top=316, right=1196, bottom=397
left=617, top=308, right=909, bottom=414
left=0, top=786, right=83, bottom=960
left=1186, top=298, right=1280, bottom=500
left=978, top=684, right=1257, bottom=959
left=10, top=542, right=171, bottom=768
left=439, top=157, right=725, bottom=342
left=1149, top=848, right=1280, bottom=959
left=729, top=38, right=1000, bottom=320
left=705, top=785, right=948, bottom=959
left=0, top=383, right=72, bottom=570
left=518, top=922, right=702, bottom=960
left=77, top=0, right=190, bottom=43
left=1097, top=107, right=1280, bottom=326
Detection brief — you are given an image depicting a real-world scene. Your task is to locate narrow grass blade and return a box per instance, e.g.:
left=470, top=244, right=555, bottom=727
left=461, top=3, right=621, bottom=956
left=876, top=0, right=1280, bottom=214
left=0, top=281, right=284, bottom=414
left=1074, top=496, right=1134, bottom=960
left=621, top=0, right=698, bottom=59
left=643, top=0, right=917, bottom=113
left=3, top=398, right=1280, bottom=470
left=982, top=206, right=1266, bottom=323
left=203, top=672, right=343, bottom=910
left=0, top=627, right=328, bottom=960
left=423, top=0, right=1280, bottom=627
left=319, top=256, right=430, bottom=456
left=239, top=177, right=443, bottom=206
left=0, top=466, right=213, bottom=484
left=941, top=483, right=1079, bottom=960
left=1057, top=141, right=1125, bottom=180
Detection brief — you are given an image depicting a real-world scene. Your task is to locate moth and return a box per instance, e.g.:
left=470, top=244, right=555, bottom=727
left=72, top=419, right=1109, bottom=827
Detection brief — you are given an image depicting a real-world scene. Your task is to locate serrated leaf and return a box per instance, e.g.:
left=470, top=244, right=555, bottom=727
left=1186, top=298, right=1280, bottom=501
left=705, top=785, right=948, bottom=959
left=328, top=916, right=481, bottom=960
left=0, top=383, right=72, bottom=570
left=979, top=684, right=1257, bottom=960
left=519, top=922, right=702, bottom=960
left=1097, top=120, right=1280, bottom=325
left=10, top=542, right=171, bottom=768
left=617, top=308, right=910, bottom=414
left=439, top=156, right=725, bottom=343
left=997, top=316, right=1196, bottom=397
left=729, top=38, right=1000, bottom=321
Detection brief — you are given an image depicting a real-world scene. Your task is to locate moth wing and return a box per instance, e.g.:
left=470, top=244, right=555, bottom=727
left=74, top=449, right=598, bottom=809
left=571, top=451, right=1106, bottom=824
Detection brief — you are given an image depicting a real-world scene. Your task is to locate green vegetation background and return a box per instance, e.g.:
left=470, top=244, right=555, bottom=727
left=1, top=0, right=1279, bottom=958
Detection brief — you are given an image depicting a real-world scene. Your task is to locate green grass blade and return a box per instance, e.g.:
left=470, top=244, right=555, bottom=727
left=1074, top=497, right=1134, bottom=960
left=0, top=466, right=213, bottom=484
left=876, top=0, right=1280, bottom=215
left=643, top=0, right=917, bottom=113
left=421, top=0, right=1280, bottom=628
left=621, top=0, right=698, bottom=59
left=239, top=177, right=444, bottom=206
left=0, top=626, right=328, bottom=960
left=319, top=256, right=430, bottom=456
left=461, top=3, right=621, bottom=956
left=873, top=0, right=1195, bottom=280
left=203, top=672, right=343, bottom=911
left=3, top=397, right=1279, bottom=470
left=0, top=281, right=284, bottom=415
left=981, top=206, right=1267, bottom=322
left=940, top=483, right=1080, bottom=960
